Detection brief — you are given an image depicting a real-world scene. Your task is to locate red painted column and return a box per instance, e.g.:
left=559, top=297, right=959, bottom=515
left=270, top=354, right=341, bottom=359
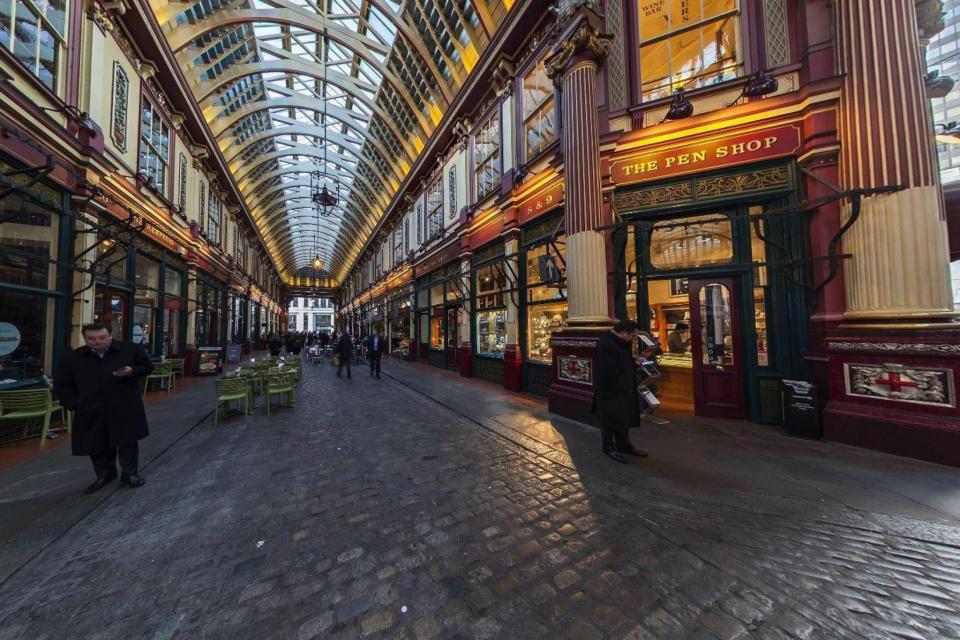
left=820, top=0, right=960, bottom=467
left=544, top=5, right=614, bottom=424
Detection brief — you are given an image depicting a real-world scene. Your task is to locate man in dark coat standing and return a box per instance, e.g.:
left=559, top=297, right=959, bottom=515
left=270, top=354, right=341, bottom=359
left=593, top=319, right=648, bottom=463
left=336, top=331, right=353, bottom=378
left=54, top=323, right=154, bottom=493
left=366, top=329, right=386, bottom=379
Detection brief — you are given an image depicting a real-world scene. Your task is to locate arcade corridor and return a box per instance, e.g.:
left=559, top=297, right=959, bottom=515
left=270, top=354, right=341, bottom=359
left=1, top=361, right=959, bottom=639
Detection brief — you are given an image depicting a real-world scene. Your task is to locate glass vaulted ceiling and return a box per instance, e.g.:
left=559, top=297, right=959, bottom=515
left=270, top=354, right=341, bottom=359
left=154, top=0, right=508, bottom=283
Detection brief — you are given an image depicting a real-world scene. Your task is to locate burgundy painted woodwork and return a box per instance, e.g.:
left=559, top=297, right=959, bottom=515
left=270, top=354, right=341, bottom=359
left=547, top=328, right=604, bottom=427
left=688, top=278, right=746, bottom=419
left=184, top=345, right=198, bottom=377
left=503, top=344, right=523, bottom=391
left=458, top=342, right=473, bottom=378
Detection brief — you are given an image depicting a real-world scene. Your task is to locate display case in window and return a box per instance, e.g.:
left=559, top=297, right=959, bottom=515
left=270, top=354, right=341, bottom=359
left=476, top=309, right=506, bottom=357
left=526, top=302, right=567, bottom=364
left=430, top=316, right=443, bottom=349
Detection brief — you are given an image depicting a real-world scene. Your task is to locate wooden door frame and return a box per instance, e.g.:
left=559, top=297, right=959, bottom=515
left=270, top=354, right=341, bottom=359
left=688, top=277, right=747, bottom=419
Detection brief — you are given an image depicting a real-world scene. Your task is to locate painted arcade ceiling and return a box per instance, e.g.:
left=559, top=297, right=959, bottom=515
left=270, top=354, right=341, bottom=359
left=153, top=0, right=508, bottom=283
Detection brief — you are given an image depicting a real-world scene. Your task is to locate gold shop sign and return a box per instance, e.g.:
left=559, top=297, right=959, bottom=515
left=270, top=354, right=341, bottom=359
left=609, top=124, right=802, bottom=186
left=517, top=182, right=564, bottom=225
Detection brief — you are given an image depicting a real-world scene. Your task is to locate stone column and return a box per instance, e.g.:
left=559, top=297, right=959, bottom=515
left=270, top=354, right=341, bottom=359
left=836, top=0, right=954, bottom=323
left=545, top=4, right=613, bottom=327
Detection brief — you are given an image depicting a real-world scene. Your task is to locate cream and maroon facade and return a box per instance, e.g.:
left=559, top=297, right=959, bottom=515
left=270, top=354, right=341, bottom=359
left=337, top=0, right=960, bottom=466
left=0, top=1, right=284, bottom=380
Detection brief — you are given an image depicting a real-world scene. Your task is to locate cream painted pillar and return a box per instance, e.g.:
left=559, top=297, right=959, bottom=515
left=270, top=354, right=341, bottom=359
left=837, top=0, right=954, bottom=323
left=504, top=236, right=520, bottom=345
left=546, top=9, right=613, bottom=327
left=185, top=264, right=199, bottom=345
left=458, top=255, right=471, bottom=346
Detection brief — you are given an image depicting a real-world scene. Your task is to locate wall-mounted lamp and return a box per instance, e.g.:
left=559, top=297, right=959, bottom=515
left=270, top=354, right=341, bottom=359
left=743, top=70, right=779, bottom=98
left=664, top=89, right=694, bottom=121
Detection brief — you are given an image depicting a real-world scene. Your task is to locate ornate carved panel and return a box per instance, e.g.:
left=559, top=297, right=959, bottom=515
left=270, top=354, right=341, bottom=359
left=448, top=165, right=457, bottom=222
left=695, top=166, right=790, bottom=200
left=763, top=0, right=791, bottom=68
left=606, top=0, right=627, bottom=112
left=111, top=62, right=129, bottom=152
left=558, top=355, right=593, bottom=385
left=614, top=182, right=693, bottom=212
left=844, top=363, right=955, bottom=407
left=828, top=341, right=960, bottom=356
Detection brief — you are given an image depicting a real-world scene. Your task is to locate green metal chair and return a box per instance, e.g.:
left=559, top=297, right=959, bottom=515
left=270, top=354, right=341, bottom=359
left=0, top=389, right=70, bottom=445
left=166, top=358, right=185, bottom=382
left=214, top=378, right=251, bottom=425
left=265, top=372, right=297, bottom=415
left=143, top=362, right=174, bottom=393
left=238, top=368, right=262, bottom=394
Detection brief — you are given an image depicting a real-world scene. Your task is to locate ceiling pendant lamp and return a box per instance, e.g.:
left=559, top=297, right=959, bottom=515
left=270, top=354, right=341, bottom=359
left=312, top=254, right=323, bottom=270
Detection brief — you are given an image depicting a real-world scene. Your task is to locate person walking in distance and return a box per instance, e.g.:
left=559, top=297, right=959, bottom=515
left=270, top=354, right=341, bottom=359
left=592, top=319, right=648, bottom=463
left=336, top=330, right=353, bottom=378
left=53, top=323, right=154, bottom=493
left=366, top=329, right=386, bottom=379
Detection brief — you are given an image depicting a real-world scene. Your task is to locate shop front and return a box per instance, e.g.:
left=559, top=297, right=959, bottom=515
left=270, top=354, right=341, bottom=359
left=388, top=286, right=412, bottom=358
left=472, top=241, right=511, bottom=385
left=413, top=244, right=465, bottom=370
left=129, top=238, right=188, bottom=359
left=520, top=214, right=568, bottom=396
left=195, top=275, right=228, bottom=351
left=613, top=160, right=808, bottom=423
left=0, top=165, right=70, bottom=382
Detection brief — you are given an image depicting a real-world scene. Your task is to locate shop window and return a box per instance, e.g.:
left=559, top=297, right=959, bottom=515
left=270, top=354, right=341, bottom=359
left=289, top=316, right=297, bottom=331
left=430, top=316, right=443, bottom=349
left=527, top=303, right=567, bottom=364
left=427, top=177, right=443, bottom=238
left=206, top=189, right=221, bottom=244
left=430, top=282, right=444, bottom=307
left=476, top=263, right=507, bottom=310
left=95, top=236, right=127, bottom=283
left=638, top=0, right=742, bottom=102
left=138, top=100, right=170, bottom=191
left=133, top=255, right=160, bottom=352
left=697, top=283, right=735, bottom=366
left=522, top=57, right=557, bottom=159
left=0, top=195, right=57, bottom=289
left=625, top=226, right=638, bottom=322
left=164, top=266, right=183, bottom=297
left=393, top=226, right=404, bottom=264
left=650, top=213, right=733, bottom=270
left=0, top=0, right=66, bottom=91
left=525, top=237, right=568, bottom=363
left=0, top=289, right=54, bottom=378
left=750, top=206, right=770, bottom=366
left=476, top=262, right=507, bottom=357
left=474, top=112, right=501, bottom=200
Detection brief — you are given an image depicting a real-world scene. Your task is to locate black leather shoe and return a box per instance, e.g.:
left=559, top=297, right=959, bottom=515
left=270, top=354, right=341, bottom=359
left=622, top=448, right=649, bottom=458
left=83, top=474, right=117, bottom=494
left=121, top=474, right=146, bottom=488
left=604, top=450, right=627, bottom=463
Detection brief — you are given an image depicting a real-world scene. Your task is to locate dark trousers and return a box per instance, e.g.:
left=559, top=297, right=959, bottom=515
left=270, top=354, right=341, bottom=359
left=90, top=442, right=139, bottom=478
left=601, top=422, right=633, bottom=453
left=369, top=355, right=381, bottom=377
left=337, top=357, right=352, bottom=378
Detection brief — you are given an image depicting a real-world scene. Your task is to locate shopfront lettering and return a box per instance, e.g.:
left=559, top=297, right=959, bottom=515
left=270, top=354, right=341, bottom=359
left=610, top=124, right=802, bottom=187
left=517, top=183, right=564, bottom=224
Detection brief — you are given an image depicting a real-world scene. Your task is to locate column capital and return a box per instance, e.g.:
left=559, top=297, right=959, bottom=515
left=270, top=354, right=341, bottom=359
left=545, top=5, right=613, bottom=82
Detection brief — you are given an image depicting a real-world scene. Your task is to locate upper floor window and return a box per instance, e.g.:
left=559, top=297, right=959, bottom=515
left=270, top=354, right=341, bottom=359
left=393, top=226, right=404, bottom=264
left=522, top=58, right=557, bottom=159
left=0, top=0, right=66, bottom=91
left=474, top=113, right=501, bottom=200
left=638, top=0, right=741, bottom=102
left=139, top=100, right=170, bottom=191
left=207, top=188, right=221, bottom=244
left=427, top=177, right=443, bottom=238
left=236, top=230, right=246, bottom=270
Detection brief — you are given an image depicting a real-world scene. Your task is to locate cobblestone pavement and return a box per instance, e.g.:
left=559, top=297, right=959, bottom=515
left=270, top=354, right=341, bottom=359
left=1, top=360, right=960, bottom=639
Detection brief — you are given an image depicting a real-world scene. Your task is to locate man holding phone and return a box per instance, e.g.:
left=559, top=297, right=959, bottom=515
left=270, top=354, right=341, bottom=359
left=54, top=323, right=154, bottom=494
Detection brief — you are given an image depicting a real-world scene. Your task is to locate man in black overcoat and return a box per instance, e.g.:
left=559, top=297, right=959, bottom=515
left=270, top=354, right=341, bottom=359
left=366, top=329, right=386, bottom=379
left=593, top=319, right=648, bottom=463
left=336, top=331, right=353, bottom=378
left=54, top=323, right=154, bottom=493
